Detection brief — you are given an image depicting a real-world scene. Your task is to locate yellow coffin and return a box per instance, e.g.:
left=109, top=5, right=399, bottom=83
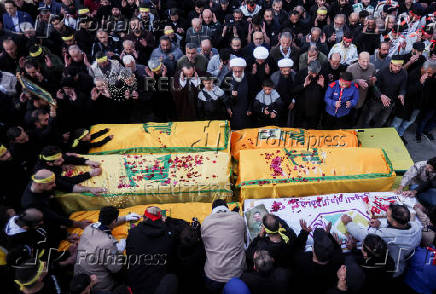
left=237, top=147, right=395, bottom=202
left=231, top=127, right=358, bottom=161
left=88, top=121, right=230, bottom=154
left=56, top=152, right=232, bottom=213
left=58, top=202, right=241, bottom=251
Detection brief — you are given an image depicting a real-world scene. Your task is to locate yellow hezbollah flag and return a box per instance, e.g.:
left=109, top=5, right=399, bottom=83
left=237, top=147, right=395, bottom=202
left=58, top=202, right=241, bottom=251
left=56, top=152, right=232, bottom=213
left=88, top=121, right=230, bottom=154
left=231, top=127, right=358, bottom=161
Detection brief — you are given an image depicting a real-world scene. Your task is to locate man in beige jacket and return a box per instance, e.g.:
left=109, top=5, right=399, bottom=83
left=201, top=199, right=246, bottom=294
left=74, top=206, right=140, bottom=292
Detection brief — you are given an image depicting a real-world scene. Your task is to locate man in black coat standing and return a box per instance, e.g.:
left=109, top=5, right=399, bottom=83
left=224, top=57, right=256, bottom=130
left=126, top=206, right=180, bottom=294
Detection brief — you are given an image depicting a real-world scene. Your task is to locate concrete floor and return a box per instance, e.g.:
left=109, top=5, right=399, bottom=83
left=403, top=124, right=436, bottom=162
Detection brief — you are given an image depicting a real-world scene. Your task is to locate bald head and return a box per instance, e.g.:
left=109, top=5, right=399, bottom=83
left=329, top=52, right=341, bottom=69
left=358, top=51, right=370, bottom=69
left=253, top=31, right=264, bottom=46
left=201, top=39, right=212, bottom=50
left=18, top=208, right=44, bottom=228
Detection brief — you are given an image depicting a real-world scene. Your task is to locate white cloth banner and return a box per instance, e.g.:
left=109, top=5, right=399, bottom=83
left=244, top=192, right=415, bottom=249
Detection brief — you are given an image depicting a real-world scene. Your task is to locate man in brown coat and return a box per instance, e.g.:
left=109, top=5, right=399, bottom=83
left=74, top=206, right=140, bottom=292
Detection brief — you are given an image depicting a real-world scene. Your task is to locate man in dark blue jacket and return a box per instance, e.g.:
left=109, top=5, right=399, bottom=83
left=2, top=1, right=33, bottom=33
left=323, top=71, right=359, bottom=129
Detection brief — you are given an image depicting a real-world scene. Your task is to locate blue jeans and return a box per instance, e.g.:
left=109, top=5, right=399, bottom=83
left=391, top=110, right=420, bottom=137
left=417, top=188, right=436, bottom=207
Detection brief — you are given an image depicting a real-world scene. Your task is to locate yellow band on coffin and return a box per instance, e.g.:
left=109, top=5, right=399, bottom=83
left=237, top=147, right=395, bottom=202
left=88, top=121, right=230, bottom=154
left=55, top=153, right=232, bottom=213
left=230, top=127, right=358, bottom=161
left=58, top=202, right=241, bottom=251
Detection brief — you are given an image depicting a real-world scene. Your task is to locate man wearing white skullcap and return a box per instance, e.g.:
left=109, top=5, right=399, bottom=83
left=225, top=57, right=256, bottom=130
left=250, top=46, right=272, bottom=95
left=271, top=58, right=297, bottom=127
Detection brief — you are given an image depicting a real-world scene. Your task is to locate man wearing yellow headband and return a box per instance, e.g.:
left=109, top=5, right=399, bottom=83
left=34, top=145, right=106, bottom=195
left=21, top=169, right=92, bottom=231
left=361, top=54, right=407, bottom=128
left=138, top=5, right=155, bottom=31
left=246, top=214, right=295, bottom=268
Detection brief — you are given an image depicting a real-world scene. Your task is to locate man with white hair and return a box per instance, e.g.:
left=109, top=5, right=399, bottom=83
left=270, top=32, right=299, bottom=70
left=224, top=57, right=256, bottom=129
left=346, top=51, right=376, bottom=126
left=271, top=58, right=297, bottom=126
left=185, top=17, right=212, bottom=48
left=120, top=39, right=138, bottom=61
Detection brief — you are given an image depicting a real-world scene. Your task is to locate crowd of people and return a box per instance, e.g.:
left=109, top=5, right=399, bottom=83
left=0, top=0, right=436, bottom=292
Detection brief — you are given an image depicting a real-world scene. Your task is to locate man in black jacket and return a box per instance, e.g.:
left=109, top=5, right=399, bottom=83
left=33, top=145, right=105, bottom=194
left=361, top=55, right=407, bottom=128
left=126, top=206, right=180, bottom=294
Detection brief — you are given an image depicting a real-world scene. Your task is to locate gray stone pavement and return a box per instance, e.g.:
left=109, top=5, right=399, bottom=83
left=403, top=124, right=436, bottom=162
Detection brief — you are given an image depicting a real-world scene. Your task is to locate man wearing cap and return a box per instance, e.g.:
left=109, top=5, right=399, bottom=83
left=75, top=206, right=140, bottom=292
left=293, top=60, right=325, bottom=129
left=362, top=55, right=407, bottom=128
left=126, top=206, right=181, bottom=294
left=26, top=44, right=64, bottom=78
left=2, top=0, right=33, bottom=33
left=21, top=169, right=91, bottom=231
left=271, top=58, right=296, bottom=126
left=403, top=41, right=426, bottom=71
left=244, top=30, right=270, bottom=60
left=323, top=71, right=359, bottom=129
left=249, top=46, right=272, bottom=92
left=328, top=31, right=359, bottom=66
left=224, top=57, right=256, bottom=129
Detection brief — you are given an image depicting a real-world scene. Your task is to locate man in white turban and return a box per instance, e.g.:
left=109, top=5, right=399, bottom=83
left=224, top=57, right=256, bottom=129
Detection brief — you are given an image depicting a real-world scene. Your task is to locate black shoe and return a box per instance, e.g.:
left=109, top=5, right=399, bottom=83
left=416, top=134, right=422, bottom=143
left=424, top=132, right=435, bottom=141
left=400, top=136, right=408, bottom=145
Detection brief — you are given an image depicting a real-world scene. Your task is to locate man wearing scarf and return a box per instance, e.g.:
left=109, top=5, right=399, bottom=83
left=246, top=214, right=296, bottom=269
left=224, top=57, right=256, bottom=130
left=201, top=199, right=246, bottom=294
left=75, top=206, right=139, bottom=292
left=126, top=206, right=180, bottom=294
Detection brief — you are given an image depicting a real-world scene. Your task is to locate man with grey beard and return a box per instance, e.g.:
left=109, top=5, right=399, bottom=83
left=223, top=57, right=256, bottom=129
